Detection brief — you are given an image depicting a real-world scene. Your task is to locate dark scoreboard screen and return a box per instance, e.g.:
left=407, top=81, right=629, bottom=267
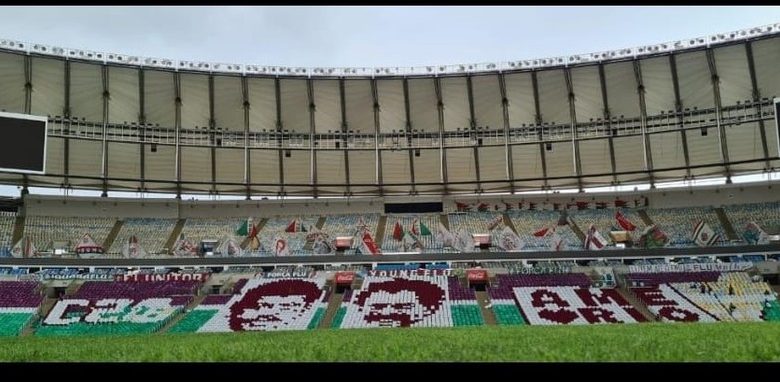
left=776, top=99, right=780, bottom=158
left=0, top=112, right=47, bottom=174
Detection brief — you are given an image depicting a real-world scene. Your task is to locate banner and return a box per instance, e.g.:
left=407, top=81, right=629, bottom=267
left=335, top=271, right=355, bottom=285
left=466, top=269, right=488, bottom=282
left=116, top=273, right=210, bottom=282
left=42, top=273, right=114, bottom=281
left=627, top=262, right=753, bottom=274
left=273, top=237, right=291, bottom=257
left=367, top=269, right=452, bottom=277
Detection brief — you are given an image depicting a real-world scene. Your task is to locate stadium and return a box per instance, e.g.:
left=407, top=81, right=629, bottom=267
left=0, top=7, right=780, bottom=362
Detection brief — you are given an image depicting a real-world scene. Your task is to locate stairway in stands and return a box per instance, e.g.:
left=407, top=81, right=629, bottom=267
left=240, top=217, right=268, bottom=250
left=163, top=219, right=187, bottom=254
left=714, top=207, right=739, bottom=241
left=374, top=215, right=387, bottom=245
left=102, top=219, right=124, bottom=251
left=440, top=214, right=450, bottom=229
left=474, top=290, right=497, bottom=325
left=502, top=213, right=518, bottom=233
left=21, top=296, right=59, bottom=336
left=319, top=281, right=344, bottom=329
left=638, top=209, right=655, bottom=226
left=11, top=214, right=25, bottom=246
left=616, top=286, right=657, bottom=322
left=567, top=216, right=586, bottom=244
left=160, top=294, right=207, bottom=333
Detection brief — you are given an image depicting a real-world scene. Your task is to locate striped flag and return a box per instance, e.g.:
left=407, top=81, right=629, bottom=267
left=693, top=221, right=719, bottom=247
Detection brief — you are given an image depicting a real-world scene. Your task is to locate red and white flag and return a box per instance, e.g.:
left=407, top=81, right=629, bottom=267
left=615, top=210, right=637, bottom=231
left=585, top=224, right=607, bottom=251
left=359, top=231, right=382, bottom=255
left=533, top=227, right=550, bottom=237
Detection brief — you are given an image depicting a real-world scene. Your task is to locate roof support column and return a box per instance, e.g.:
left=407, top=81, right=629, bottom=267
left=744, top=41, right=772, bottom=170
left=402, top=78, right=417, bottom=195
left=63, top=60, right=71, bottom=189
left=23, top=56, right=32, bottom=114
left=173, top=72, right=182, bottom=199
left=370, top=78, right=383, bottom=196
left=100, top=65, right=110, bottom=197
left=306, top=78, right=317, bottom=198
left=434, top=77, right=448, bottom=195
left=241, top=76, right=251, bottom=200
left=208, top=74, right=217, bottom=196
left=669, top=54, right=693, bottom=180
left=563, top=68, right=583, bottom=192
left=23, top=56, right=32, bottom=195
left=531, top=71, right=549, bottom=191
left=633, top=60, right=655, bottom=188
left=274, top=77, right=285, bottom=198
left=138, top=69, right=146, bottom=193
left=597, top=64, right=619, bottom=186
left=466, top=75, right=481, bottom=193
left=339, top=78, right=351, bottom=197
left=706, top=48, right=732, bottom=183
left=498, top=73, right=515, bottom=194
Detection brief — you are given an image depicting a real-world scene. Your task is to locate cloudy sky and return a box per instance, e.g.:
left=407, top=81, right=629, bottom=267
left=1, top=6, right=778, bottom=198
left=1, top=6, right=779, bottom=69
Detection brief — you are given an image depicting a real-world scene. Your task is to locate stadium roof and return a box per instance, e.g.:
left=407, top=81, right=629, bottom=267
left=0, top=23, right=778, bottom=198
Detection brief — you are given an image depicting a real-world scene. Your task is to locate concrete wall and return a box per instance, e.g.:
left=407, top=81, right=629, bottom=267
left=20, top=180, right=780, bottom=218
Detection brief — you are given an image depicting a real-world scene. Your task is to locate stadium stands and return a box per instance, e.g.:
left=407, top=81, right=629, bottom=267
left=644, top=207, right=727, bottom=247
left=336, top=274, right=483, bottom=329
left=381, top=214, right=442, bottom=252
left=724, top=202, right=780, bottom=238
left=23, top=216, right=115, bottom=252
left=506, top=210, right=580, bottom=250
left=170, top=277, right=328, bottom=332
left=109, top=218, right=177, bottom=255
left=179, top=217, right=244, bottom=252
left=628, top=271, right=778, bottom=322
left=36, top=280, right=201, bottom=336
left=0, top=281, right=43, bottom=336
left=488, top=274, right=645, bottom=325
left=0, top=211, right=17, bottom=257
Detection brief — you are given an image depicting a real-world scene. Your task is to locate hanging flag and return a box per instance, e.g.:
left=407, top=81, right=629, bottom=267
left=411, top=218, right=420, bottom=236
left=550, top=229, right=564, bottom=251
left=359, top=231, right=381, bottom=255
left=392, top=221, right=403, bottom=241
left=437, top=222, right=455, bottom=248
left=615, top=210, right=637, bottom=231
left=453, top=229, right=474, bottom=253
left=743, top=221, right=769, bottom=245
left=533, top=227, right=550, bottom=237
left=248, top=223, right=259, bottom=239
left=497, top=226, right=523, bottom=251
left=273, top=237, right=290, bottom=257
left=693, top=221, right=719, bottom=247
left=585, top=225, right=607, bottom=251
left=419, top=221, right=432, bottom=236
left=236, top=219, right=249, bottom=236
left=285, top=219, right=297, bottom=233
left=477, top=203, right=490, bottom=212
left=638, top=225, right=668, bottom=249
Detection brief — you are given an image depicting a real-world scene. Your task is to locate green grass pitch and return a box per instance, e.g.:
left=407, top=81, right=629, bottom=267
left=1, top=323, right=778, bottom=362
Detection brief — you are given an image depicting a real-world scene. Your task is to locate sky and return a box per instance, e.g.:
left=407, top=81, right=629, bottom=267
left=0, top=6, right=779, bottom=69
left=0, top=6, right=778, bottom=198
